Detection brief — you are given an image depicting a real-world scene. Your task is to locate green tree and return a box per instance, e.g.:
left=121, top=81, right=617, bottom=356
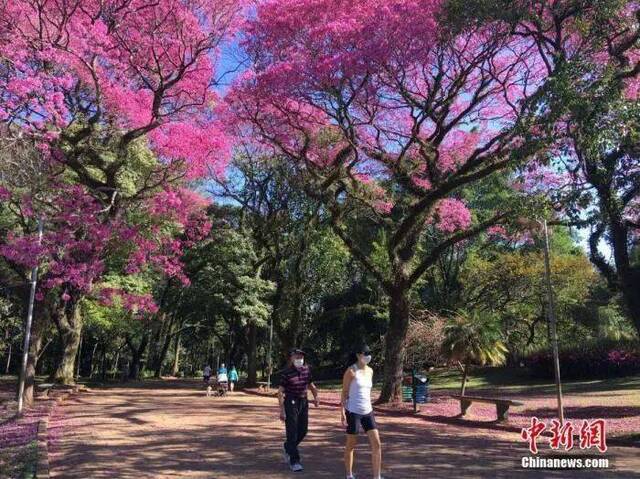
left=513, top=0, right=640, bottom=335
left=174, top=220, right=275, bottom=380
left=459, top=233, right=597, bottom=358
left=442, top=310, right=508, bottom=396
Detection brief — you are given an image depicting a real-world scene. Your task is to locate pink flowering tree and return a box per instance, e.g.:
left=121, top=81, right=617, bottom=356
left=0, top=172, right=211, bottom=384
left=0, top=0, right=241, bottom=184
left=230, top=0, right=579, bottom=402
left=0, top=0, right=240, bottom=386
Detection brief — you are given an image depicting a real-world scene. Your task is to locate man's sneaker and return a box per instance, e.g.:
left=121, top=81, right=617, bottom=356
left=290, top=463, right=304, bottom=472
left=282, top=447, right=289, bottom=465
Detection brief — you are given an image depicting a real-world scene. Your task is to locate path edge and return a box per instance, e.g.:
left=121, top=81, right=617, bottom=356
left=35, top=386, right=86, bottom=478
left=36, top=417, right=50, bottom=479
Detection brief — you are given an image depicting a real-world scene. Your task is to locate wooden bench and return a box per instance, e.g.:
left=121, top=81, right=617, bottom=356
left=36, top=383, right=55, bottom=398
left=451, top=395, right=524, bottom=422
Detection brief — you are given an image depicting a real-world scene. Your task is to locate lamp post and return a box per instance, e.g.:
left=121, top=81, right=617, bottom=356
left=540, top=219, right=564, bottom=424
left=17, top=219, right=43, bottom=415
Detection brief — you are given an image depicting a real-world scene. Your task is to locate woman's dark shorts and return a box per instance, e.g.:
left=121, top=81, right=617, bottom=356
left=345, top=409, right=377, bottom=434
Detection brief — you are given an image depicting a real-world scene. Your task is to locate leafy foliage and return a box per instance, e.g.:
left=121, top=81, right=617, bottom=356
left=442, top=310, right=509, bottom=367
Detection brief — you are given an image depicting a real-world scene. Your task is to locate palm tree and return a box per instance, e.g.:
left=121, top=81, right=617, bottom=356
left=442, top=310, right=508, bottom=396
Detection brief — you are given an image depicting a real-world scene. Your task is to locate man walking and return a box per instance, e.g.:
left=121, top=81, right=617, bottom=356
left=278, top=348, right=319, bottom=472
left=203, top=365, right=212, bottom=383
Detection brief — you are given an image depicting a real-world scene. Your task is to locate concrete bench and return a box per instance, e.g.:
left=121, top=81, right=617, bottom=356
left=451, top=394, right=524, bottom=422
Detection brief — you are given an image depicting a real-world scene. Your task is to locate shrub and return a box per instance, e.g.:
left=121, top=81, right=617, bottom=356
left=404, top=311, right=447, bottom=369
left=526, top=339, right=640, bottom=379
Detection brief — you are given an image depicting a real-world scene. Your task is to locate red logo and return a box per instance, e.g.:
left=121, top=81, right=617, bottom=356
left=579, top=419, right=607, bottom=453
left=521, top=417, right=546, bottom=454
left=521, top=418, right=607, bottom=454
left=549, top=419, right=574, bottom=450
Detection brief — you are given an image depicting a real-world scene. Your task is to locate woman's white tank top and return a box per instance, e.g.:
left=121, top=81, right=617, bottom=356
left=346, top=365, right=373, bottom=415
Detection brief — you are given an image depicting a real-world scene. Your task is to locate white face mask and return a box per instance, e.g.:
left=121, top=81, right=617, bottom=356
left=362, top=355, right=372, bottom=365
left=293, top=358, right=304, bottom=368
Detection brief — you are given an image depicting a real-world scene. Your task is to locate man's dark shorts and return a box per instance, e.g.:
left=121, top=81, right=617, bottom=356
left=345, top=409, right=377, bottom=434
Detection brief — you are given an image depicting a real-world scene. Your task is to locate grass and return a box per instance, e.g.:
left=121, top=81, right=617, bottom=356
left=427, top=366, right=640, bottom=396
left=315, top=366, right=640, bottom=396
left=313, top=366, right=540, bottom=391
left=0, top=440, right=38, bottom=479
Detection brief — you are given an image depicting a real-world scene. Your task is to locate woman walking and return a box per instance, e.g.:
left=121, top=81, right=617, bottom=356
left=228, top=365, right=239, bottom=392
left=341, top=344, right=383, bottom=479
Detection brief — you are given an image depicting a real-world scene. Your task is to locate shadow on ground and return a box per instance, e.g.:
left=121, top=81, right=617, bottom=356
left=49, top=382, right=640, bottom=479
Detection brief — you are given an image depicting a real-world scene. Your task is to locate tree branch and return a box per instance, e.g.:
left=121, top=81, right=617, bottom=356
left=588, top=223, right=617, bottom=289
left=408, top=212, right=508, bottom=286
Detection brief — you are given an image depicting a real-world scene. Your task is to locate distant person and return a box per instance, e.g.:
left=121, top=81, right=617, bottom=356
left=341, top=344, right=384, bottom=479
left=217, top=363, right=228, bottom=383
left=228, top=365, right=239, bottom=392
left=203, top=365, right=212, bottom=384
left=278, top=348, right=319, bottom=472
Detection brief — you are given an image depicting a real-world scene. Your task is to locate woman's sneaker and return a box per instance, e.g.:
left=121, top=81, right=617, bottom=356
left=290, top=463, right=304, bottom=472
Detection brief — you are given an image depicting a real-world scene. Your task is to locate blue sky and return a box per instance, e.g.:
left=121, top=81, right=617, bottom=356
left=205, top=32, right=614, bottom=265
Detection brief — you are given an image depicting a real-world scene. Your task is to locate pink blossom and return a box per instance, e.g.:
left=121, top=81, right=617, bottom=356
left=487, top=225, right=508, bottom=238
left=229, top=0, right=550, bottom=235
left=521, top=166, right=569, bottom=194
left=0, top=181, right=210, bottom=305
left=0, top=186, right=11, bottom=202
left=99, top=288, right=159, bottom=315
left=433, top=199, right=472, bottom=234
left=0, top=0, right=244, bottom=179
left=411, top=176, right=432, bottom=191
left=373, top=200, right=394, bottom=215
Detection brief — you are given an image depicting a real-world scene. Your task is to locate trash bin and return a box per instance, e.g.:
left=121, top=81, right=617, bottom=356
left=402, top=385, right=413, bottom=402
left=414, top=374, right=429, bottom=404
left=402, top=372, right=430, bottom=404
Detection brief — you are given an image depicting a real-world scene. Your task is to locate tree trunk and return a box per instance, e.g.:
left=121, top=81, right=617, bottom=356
left=76, top=335, right=82, bottom=379
left=270, top=273, right=291, bottom=366
left=460, top=361, right=469, bottom=396
left=53, top=303, right=82, bottom=385
left=148, top=314, right=167, bottom=378
left=172, top=334, right=181, bottom=376
left=5, top=341, right=11, bottom=374
left=586, top=161, right=640, bottom=337
left=100, top=346, right=107, bottom=380
left=112, top=351, right=120, bottom=379
left=378, top=288, right=410, bottom=403
left=89, top=342, right=98, bottom=379
left=612, top=223, right=640, bottom=335
left=153, top=318, right=176, bottom=378
left=129, top=350, right=141, bottom=380
left=246, top=321, right=258, bottom=387
left=127, top=334, right=149, bottom=380
left=22, top=313, right=46, bottom=408
left=621, top=275, right=640, bottom=336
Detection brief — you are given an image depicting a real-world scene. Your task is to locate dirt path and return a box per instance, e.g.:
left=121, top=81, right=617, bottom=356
left=48, top=380, right=640, bottom=478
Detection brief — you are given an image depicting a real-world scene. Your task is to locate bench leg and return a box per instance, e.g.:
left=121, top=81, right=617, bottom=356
left=496, top=404, right=509, bottom=422
left=36, top=390, right=50, bottom=399
left=460, top=399, right=471, bottom=416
